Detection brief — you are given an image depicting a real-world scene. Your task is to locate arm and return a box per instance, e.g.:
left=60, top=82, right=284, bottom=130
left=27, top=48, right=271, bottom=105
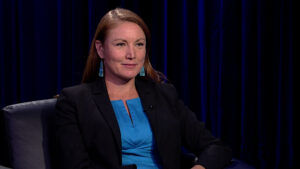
left=157, top=82, right=232, bottom=169
left=177, top=99, right=232, bottom=169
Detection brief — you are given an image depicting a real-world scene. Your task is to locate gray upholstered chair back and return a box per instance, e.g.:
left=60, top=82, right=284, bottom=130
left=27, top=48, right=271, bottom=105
left=1, top=99, right=58, bottom=169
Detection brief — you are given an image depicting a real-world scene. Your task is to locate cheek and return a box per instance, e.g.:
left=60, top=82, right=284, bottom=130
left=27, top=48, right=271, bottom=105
left=137, top=49, right=146, bottom=60
left=105, top=49, right=123, bottom=62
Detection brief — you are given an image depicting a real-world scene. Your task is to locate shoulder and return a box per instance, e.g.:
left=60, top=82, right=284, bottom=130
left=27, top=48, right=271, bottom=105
left=60, top=83, right=91, bottom=98
left=155, top=82, right=178, bottom=97
left=140, top=78, right=179, bottom=102
left=137, top=78, right=178, bottom=96
left=56, top=81, right=102, bottom=110
left=59, top=79, right=103, bottom=101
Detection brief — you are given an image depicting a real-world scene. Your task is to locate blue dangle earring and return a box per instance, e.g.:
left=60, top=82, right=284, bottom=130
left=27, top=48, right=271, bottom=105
left=98, top=60, right=104, bottom=77
left=139, top=66, right=145, bottom=76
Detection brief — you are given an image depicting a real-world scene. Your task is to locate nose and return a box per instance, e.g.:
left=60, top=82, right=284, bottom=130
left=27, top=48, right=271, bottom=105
left=125, top=44, right=136, bottom=60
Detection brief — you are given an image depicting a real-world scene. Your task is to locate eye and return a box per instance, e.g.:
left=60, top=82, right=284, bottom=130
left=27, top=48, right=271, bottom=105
left=116, top=43, right=125, bottom=47
left=136, top=42, right=145, bottom=47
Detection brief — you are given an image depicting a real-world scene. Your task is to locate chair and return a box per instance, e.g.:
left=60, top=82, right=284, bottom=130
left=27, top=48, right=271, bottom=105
left=0, top=99, right=58, bottom=169
left=0, top=99, right=255, bottom=169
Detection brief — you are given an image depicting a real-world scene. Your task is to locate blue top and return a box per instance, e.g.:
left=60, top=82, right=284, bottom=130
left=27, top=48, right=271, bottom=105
left=111, top=98, right=162, bottom=169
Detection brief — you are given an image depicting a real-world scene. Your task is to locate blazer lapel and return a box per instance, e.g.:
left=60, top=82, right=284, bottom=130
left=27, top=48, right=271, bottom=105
left=90, top=79, right=122, bottom=153
left=135, top=79, right=161, bottom=145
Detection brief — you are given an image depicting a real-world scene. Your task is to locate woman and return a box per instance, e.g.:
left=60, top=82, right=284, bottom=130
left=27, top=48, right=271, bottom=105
left=55, top=8, right=232, bottom=169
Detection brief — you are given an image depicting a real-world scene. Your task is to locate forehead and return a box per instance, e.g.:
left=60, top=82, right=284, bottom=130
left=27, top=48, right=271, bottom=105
left=106, top=21, right=145, bottom=40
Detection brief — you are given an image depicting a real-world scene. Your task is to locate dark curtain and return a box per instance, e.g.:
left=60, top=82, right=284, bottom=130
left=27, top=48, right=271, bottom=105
left=0, top=0, right=295, bottom=169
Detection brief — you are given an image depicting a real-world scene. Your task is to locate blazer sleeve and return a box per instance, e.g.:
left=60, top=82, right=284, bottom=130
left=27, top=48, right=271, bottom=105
left=159, top=83, right=232, bottom=169
left=176, top=99, right=232, bottom=169
left=55, top=89, right=105, bottom=169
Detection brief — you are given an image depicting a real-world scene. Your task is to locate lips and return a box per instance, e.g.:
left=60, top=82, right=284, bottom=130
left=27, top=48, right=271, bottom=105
left=122, top=63, right=138, bottom=69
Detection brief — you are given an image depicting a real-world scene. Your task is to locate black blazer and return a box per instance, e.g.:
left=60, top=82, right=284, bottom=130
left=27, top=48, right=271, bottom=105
left=55, top=78, right=232, bottom=169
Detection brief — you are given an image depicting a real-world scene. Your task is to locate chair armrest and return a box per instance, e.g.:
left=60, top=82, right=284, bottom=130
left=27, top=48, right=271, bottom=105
left=0, top=165, right=13, bottom=169
left=224, top=158, right=256, bottom=169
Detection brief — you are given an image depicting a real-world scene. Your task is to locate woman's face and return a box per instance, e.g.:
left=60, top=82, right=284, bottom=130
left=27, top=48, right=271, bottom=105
left=95, top=21, right=146, bottom=83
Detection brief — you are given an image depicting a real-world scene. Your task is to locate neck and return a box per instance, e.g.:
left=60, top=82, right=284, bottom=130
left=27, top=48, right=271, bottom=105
left=105, top=77, right=138, bottom=101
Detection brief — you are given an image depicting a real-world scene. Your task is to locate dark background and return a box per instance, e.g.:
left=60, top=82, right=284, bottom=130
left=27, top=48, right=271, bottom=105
left=0, top=0, right=295, bottom=169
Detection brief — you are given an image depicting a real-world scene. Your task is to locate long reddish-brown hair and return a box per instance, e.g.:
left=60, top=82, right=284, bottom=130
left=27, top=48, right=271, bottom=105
left=82, top=8, right=164, bottom=83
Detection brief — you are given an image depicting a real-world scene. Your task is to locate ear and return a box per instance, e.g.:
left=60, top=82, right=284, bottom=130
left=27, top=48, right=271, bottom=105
left=95, top=40, right=104, bottom=59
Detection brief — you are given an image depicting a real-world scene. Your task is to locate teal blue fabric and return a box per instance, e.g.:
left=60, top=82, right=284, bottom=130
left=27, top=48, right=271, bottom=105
left=111, top=98, right=162, bottom=169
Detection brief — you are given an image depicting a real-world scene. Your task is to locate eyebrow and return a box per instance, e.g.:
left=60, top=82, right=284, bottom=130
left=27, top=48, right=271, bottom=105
left=136, top=38, right=146, bottom=42
left=112, top=38, right=146, bottom=42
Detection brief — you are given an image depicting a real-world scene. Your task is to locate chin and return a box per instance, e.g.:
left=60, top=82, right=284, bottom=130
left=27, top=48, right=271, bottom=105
left=121, top=73, right=139, bottom=81
left=124, top=75, right=138, bottom=80
left=124, top=71, right=139, bottom=77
